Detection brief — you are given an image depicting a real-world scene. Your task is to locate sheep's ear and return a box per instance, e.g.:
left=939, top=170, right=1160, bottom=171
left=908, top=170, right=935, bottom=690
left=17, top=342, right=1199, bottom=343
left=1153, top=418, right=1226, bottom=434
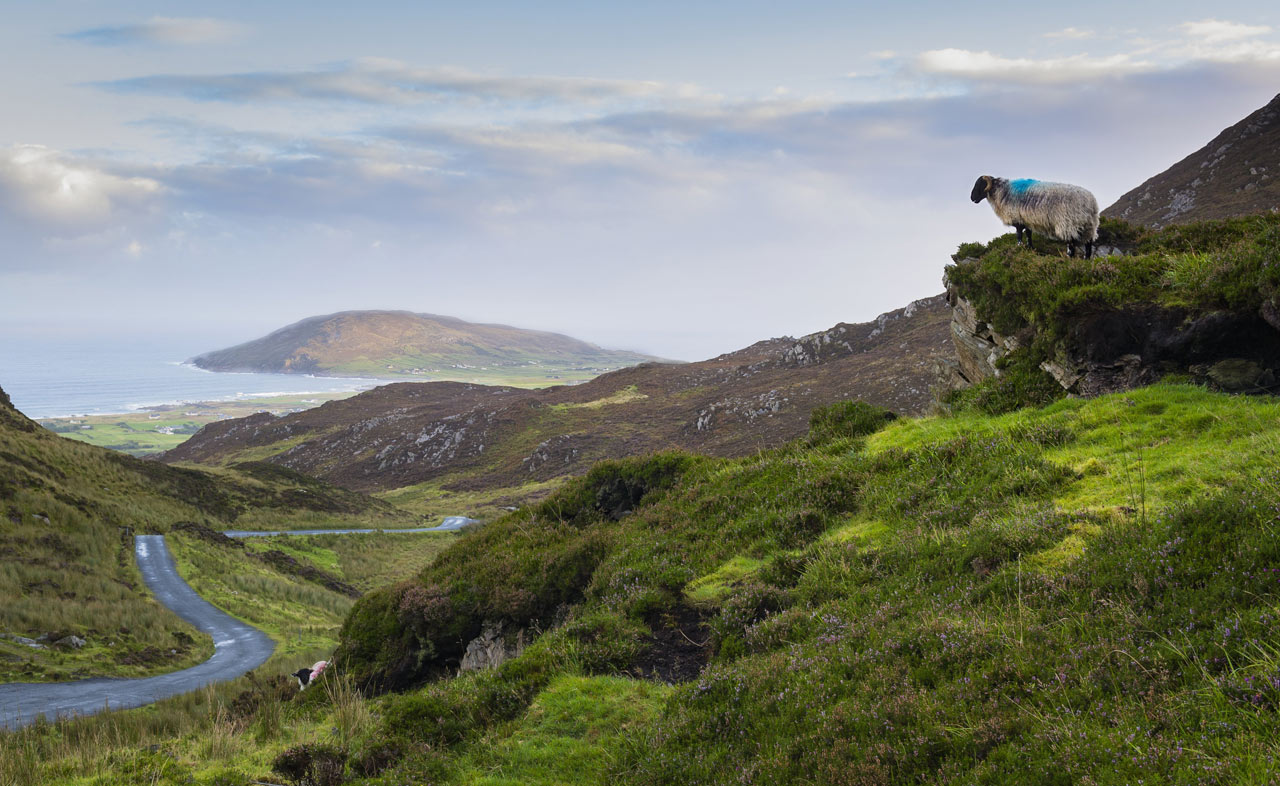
left=982, top=175, right=992, bottom=192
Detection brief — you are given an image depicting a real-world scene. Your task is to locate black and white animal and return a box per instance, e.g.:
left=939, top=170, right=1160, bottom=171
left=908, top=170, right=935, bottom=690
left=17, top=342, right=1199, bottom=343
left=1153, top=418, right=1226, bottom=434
left=291, top=660, right=328, bottom=691
left=970, top=175, right=1099, bottom=259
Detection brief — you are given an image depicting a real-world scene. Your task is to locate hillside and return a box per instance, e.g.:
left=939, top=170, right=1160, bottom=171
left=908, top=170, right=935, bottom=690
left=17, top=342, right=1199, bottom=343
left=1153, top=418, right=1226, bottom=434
left=164, top=295, right=954, bottom=506
left=317, top=387, right=1280, bottom=783
left=190, top=310, right=665, bottom=385
left=1105, top=91, right=1280, bottom=227
left=0, top=382, right=414, bottom=684
left=96, top=384, right=1272, bottom=786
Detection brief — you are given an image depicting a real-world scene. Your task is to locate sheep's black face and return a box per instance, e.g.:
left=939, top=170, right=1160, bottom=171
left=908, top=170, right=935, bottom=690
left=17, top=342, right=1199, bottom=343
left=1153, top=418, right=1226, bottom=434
left=970, top=176, right=991, bottom=203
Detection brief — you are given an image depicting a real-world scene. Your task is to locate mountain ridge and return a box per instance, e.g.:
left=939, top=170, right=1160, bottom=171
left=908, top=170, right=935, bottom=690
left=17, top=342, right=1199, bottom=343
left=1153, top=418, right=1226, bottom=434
left=1104, top=92, right=1280, bottom=227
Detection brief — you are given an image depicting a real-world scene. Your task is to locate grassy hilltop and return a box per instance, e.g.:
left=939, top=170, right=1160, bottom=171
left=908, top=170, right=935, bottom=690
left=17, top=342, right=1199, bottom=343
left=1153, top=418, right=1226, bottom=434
left=8, top=216, right=1280, bottom=785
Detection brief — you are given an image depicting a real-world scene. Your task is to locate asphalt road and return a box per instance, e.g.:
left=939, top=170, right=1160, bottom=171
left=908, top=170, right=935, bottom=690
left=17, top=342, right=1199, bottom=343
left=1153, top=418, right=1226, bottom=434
left=0, top=535, right=275, bottom=730
left=223, top=516, right=479, bottom=538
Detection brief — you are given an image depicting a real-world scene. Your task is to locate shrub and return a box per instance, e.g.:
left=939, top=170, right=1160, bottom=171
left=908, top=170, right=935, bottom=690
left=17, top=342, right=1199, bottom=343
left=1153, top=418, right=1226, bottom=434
left=941, top=350, right=1066, bottom=415
left=807, top=400, right=897, bottom=447
left=534, top=452, right=700, bottom=524
left=272, top=744, right=346, bottom=786
left=710, top=582, right=791, bottom=659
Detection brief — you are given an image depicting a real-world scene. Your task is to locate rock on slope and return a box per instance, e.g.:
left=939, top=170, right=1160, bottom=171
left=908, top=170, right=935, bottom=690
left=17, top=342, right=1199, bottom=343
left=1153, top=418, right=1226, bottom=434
left=1105, top=92, right=1280, bottom=227
left=163, top=296, right=953, bottom=493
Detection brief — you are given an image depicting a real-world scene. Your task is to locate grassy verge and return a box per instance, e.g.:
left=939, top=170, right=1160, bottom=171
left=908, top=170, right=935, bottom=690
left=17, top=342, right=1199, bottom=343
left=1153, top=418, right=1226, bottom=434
left=325, top=383, right=1280, bottom=784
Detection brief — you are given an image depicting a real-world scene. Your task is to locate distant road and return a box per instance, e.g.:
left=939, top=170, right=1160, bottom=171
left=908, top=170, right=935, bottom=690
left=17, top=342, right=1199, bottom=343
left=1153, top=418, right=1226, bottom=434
left=222, top=516, right=478, bottom=538
left=0, top=535, right=274, bottom=730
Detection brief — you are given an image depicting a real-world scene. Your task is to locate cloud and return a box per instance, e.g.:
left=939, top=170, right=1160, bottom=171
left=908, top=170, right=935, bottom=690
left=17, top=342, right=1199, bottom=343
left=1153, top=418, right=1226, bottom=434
left=1043, top=27, right=1096, bottom=40
left=908, top=18, right=1280, bottom=87
left=1181, top=19, right=1272, bottom=44
left=64, top=17, right=248, bottom=47
left=911, top=48, right=1149, bottom=85
left=0, top=145, right=164, bottom=235
left=96, top=59, right=693, bottom=105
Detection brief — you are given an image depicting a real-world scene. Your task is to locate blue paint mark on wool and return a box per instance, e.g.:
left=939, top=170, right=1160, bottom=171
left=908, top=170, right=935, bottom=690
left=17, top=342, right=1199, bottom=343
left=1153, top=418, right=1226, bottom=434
left=1010, top=178, right=1039, bottom=195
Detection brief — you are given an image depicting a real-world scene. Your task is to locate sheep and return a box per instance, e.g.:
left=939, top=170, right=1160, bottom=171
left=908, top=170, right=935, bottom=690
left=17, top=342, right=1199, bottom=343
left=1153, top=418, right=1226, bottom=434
left=291, top=659, right=328, bottom=691
left=970, top=175, right=1099, bottom=259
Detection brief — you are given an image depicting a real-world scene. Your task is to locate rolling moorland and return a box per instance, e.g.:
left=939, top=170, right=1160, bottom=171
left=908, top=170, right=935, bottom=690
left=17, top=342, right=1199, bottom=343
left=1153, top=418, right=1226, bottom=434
left=4, top=93, right=1280, bottom=785
left=162, top=295, right=954, bottom=521
left=190, top=310, right=667, bottom=386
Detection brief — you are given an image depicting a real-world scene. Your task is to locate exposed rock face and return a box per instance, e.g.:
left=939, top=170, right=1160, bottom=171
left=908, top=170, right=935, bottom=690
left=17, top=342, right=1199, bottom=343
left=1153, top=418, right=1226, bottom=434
left=1105, top=92, right=1280, bottom=227
left=458, top=621, right=525, bottom=673
left=1052, top=306, right=1280, bottom=396
left=944, top=279, right=1024, bottom=387
left=946, top=268, right=1280, bottom=397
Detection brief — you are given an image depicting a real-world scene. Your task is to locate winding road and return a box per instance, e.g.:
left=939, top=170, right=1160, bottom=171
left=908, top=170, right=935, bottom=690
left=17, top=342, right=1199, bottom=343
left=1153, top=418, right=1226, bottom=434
left=0, top=535, right=275, bottom=730
left=223, top=516, right=478, bottom=538
left=0, top=520, right=475, bottom=729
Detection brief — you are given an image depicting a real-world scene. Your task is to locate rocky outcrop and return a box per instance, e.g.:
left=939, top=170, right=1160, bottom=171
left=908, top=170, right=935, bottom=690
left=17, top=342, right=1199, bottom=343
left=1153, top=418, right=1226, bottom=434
left=944, top=283, right=1024, bottom=386
left=947, top=269, right=1280, bottom=397
left=1050, top=306, right=1280, bottom=396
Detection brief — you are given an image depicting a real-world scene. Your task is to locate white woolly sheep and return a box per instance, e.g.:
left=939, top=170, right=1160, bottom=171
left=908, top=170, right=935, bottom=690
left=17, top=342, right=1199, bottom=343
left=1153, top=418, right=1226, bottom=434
left=970, top=176, right=1099, bottom=259
left=292, top=659, right=328, bottom=690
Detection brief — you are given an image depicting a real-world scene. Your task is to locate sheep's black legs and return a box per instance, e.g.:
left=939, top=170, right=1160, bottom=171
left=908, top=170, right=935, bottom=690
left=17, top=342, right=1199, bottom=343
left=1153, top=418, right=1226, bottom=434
left=1015, top=225, right=1030, bottom=247
left=1085, top=241, right=1094, bottom=260
left=1068, top=240, right=1076, bottom=258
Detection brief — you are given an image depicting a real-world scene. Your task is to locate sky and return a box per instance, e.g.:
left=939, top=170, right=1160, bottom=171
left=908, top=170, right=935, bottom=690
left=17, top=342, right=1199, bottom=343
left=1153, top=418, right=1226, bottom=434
left=2, top=2, right=1280, bottom=360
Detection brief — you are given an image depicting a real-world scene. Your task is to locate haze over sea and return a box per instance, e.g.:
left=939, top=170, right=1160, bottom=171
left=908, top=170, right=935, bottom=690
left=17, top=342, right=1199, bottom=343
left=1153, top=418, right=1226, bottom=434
left=0, top=333, right=382, bottom=419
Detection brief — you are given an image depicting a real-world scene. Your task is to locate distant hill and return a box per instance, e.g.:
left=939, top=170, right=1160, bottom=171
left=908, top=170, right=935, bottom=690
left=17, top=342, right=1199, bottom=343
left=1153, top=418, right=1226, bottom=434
left=1105, top=92, right=1280, bottom=227
left=191, top=310, right=668, bottom=385
left=164, top=296, right=953, bottom=505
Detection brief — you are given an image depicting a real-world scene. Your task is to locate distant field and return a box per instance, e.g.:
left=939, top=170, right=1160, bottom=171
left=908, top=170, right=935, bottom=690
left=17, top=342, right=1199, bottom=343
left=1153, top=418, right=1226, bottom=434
left=37, top=392, right=360, bottom=456
left=38, top=364, right=630, bottom=457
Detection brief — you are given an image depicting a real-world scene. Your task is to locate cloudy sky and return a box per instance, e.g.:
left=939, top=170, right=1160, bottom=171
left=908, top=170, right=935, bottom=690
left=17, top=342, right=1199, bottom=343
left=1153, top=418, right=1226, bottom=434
left=3, top=1, right=1280, bottom=360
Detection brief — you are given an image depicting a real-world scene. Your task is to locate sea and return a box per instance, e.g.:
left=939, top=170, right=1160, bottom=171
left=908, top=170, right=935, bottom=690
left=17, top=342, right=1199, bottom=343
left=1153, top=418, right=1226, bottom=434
left=0, top=333, right=386, bottom=419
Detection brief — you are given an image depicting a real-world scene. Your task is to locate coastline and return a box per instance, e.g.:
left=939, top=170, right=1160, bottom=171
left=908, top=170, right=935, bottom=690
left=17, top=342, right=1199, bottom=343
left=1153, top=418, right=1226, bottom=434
left=35, top=391, right=367, bottom=456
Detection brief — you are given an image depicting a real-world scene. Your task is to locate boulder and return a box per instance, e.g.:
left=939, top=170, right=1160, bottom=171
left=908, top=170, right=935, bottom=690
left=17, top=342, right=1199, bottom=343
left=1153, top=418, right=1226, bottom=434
left=458, top=622, right=525, bottom=673
left=54, top=635, right=86, bottom=649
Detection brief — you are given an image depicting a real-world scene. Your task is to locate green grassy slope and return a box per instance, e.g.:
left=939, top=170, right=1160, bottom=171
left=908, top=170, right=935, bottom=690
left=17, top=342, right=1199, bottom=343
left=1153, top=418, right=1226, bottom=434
left=0, top=384, right=415, bottom=683
left=291, top=383, right=1280, bottom=784
left=8, top=375, right=1280, bottom=783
